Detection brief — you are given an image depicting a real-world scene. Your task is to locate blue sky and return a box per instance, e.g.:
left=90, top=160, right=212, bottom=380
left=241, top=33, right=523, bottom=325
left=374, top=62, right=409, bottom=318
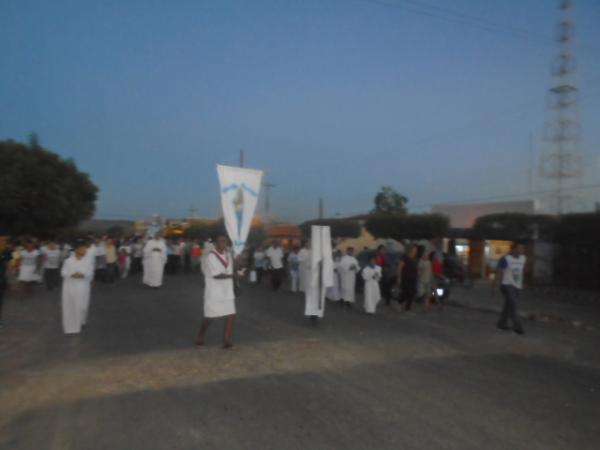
left=1, top=0, right=599, bottom=222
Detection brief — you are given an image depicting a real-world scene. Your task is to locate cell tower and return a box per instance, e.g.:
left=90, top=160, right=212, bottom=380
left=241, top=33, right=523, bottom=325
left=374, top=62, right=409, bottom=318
left=539, top=0, right=583, bottom=214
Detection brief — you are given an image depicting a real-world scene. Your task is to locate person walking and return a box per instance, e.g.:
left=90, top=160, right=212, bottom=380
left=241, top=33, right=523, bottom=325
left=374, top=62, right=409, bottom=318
left=493, top=242, right=526, bottom=335
left=41, top=239, right=62, bottom=291
left=253, top=246, right=266, bottom=284
left=61, top=240, right=93, bottom=335
left=288, top=246, right=300, bottom=292
left=397, top=245, right=418, bottom=312
left=339, top=247, right=359, bottom=309
left=17, top=240, right=42, bottom=297
left=0, top=241, right=14, bottom=329
left=416, top=245, right=433, bottom=310
left=362, top=255, right=382, bottom=314
left=195, top=235, right=236, bottom=349
left=105, top=238, right=118, bottom=283
left=266, top=241, right=285, bottom=291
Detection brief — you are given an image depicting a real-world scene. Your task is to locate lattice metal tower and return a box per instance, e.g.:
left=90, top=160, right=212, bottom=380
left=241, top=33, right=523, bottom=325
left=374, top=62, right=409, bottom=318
left=539, top=0, right=583, bottom=214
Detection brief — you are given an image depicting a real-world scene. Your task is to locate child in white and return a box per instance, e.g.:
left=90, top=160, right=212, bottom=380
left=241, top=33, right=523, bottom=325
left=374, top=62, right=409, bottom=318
left=61, top=242, right=93, bottom=334
left=362, top=256, right=382, bottom=314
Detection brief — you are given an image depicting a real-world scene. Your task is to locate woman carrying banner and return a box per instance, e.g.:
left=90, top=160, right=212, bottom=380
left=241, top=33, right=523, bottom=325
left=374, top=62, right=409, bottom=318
left=195, top=235, right=236, bottom=349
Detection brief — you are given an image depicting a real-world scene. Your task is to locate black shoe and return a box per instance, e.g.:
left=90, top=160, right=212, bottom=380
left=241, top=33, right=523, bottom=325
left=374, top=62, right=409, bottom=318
left=497, top=323, right=510, bottom=331
left=514, top=328, right=525, bottom=335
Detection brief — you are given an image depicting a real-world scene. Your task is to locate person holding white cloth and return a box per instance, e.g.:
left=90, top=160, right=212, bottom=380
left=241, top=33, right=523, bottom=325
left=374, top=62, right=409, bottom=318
left=195, top=235, right=236, bottom=349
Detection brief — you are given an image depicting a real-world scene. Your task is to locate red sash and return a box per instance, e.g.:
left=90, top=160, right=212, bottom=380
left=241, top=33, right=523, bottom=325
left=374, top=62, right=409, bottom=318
left=211, top=250, right=229, bottom=268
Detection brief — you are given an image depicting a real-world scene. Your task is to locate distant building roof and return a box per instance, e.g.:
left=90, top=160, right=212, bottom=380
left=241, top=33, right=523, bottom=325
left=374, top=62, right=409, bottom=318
left=432, top=200, right=536, bottom=228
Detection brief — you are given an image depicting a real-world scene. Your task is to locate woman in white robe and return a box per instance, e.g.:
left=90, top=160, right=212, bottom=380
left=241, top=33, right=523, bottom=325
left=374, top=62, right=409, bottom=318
left=143, top=237, right=167, bottom=287
left=61, top=242, right=93, bottom=334
left=362, top=258, right=382, bottom=314
left=195, top=236, right=236, bottom=349
left=339, top=248, right=360, bottom=306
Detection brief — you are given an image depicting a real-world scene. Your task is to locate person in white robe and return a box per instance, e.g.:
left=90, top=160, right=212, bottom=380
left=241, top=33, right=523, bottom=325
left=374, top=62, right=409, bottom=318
left=143, top=235, right=167, bottom=288
left=195, top=235, right=236, bottom=349
left=61, top=241, right=93, bottom=334
left=297, top=241, right=311, bottom=293
left=304, top=226, right=334, bottom=326
left=326, top=251, right=342, bottom=302
left=362, top=256, right=382, bottom=314
left=80, top=239, right=97, bottom=326
left=339, top=247, right=360, bottom=308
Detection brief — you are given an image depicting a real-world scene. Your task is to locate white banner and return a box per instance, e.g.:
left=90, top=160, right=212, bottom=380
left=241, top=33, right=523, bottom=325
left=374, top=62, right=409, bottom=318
left=217, top=164, right=263, bottom=256
left=305, top=225, right=334, bottom=318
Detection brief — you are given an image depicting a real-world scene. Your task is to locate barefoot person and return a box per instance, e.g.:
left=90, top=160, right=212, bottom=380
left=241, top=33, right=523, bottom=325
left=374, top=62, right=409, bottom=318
left=195, top=235, right=236, bottom=349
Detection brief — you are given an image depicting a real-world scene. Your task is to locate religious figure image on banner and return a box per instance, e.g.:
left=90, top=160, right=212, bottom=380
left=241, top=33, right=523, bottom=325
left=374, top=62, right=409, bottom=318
left=216, top=165, right=263, bottom=256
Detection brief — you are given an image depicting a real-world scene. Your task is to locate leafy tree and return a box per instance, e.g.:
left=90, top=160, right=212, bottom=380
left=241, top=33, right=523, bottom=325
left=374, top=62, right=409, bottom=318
left=371, top=186, right=408, bottom=215
left=0, top=139, right=98, bottom=235
left=299, top=219, right=361, bottom=239
left=365, top=213, right=449, bottom=240
left=472, top=213, right=557, bottom=241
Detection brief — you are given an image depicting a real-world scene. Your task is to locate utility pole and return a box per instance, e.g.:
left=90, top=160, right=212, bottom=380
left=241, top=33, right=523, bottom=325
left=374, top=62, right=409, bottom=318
left=539, top=0, right=583, bottom=214
left=318, top=198, right=324, bottom=219
left=263, top=182, right=276, bottom=217
left=239, top=148, right=244, bottom=168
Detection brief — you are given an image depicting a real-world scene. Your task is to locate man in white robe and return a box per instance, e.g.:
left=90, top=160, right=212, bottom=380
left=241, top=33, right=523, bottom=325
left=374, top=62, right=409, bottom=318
left=362, top=256, right=382, bottom=314
left=143, top=235, right=167, bottom=288
left=195, top=235, right=236, bottom=349
left=297, top=241, right=311, bottom=293
left=304, top=226, right=333, bottom=326
left=339, top=247, right=360, bottom=309
left=61, top=241, right=93, bottom=334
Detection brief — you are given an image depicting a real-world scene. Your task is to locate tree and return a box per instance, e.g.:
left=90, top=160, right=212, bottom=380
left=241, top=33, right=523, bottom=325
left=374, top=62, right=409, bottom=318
left=371, top=186, right=408, bottom=215
left=365, top=214, right=449, bottom=240
left=299, top=219, right=361, bottom=239
left=0, top=139, right=98, bottom=235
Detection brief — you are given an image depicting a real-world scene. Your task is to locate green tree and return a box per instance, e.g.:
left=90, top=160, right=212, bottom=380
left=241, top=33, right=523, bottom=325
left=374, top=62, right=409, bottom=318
left=371, top=186, right=408, bottom=215
left=0, top=139, right=98, bottom=235
left=365, top=214, right=449, bottom=240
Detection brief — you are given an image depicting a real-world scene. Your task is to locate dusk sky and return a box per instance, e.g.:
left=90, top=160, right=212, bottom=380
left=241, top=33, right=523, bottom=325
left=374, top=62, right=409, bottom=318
left=2, top=0, right=600, bottom=222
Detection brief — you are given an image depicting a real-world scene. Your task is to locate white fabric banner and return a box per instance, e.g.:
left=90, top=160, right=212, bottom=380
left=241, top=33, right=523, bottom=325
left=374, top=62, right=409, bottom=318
left=217, top=164, right=263, bottom=256
left=304, top=225, right=334, bottom=317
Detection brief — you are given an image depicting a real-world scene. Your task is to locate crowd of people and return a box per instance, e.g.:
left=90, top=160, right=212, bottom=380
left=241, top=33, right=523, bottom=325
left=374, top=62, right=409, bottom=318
left=0, top=233, right=527, bottom=344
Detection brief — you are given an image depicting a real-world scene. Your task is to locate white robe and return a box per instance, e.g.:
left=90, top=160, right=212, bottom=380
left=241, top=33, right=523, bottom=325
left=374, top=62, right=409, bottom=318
left=339, top=255, right=359, bottom=303
left=61, top=255, right=93, bottom=334
left=203, top=251, right=236, bottom=318
left=362, top=265, right=382, bottom=314
left=326, top=257, right=342, bottom=301
left=298, top=248, right=311, bottom=293
left=304, top=227, right=334, bottom=318
left=143, top=239, right=167, bottom=287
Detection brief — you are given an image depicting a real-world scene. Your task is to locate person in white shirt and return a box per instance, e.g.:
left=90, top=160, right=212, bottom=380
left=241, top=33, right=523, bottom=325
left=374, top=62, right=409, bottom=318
left=41, top=239, right=62, bottom=291
left=362, top=256, right=382, bottom=314
left=17, top=240, right=42, bottom=297
left=61, top=240, right=93, bottom=334
left=339, top=247, right=360, bottom=309
left=266, top=241, right=285, bottom=291
left=493, top=242, right=526, bottom=335
left=253, top=247, right=266, bottom=284
left=195, top=235, right=236, bottom=349
left=326, top=251, right=342, bottom=302
left=287, top=246, right=300, bottom=292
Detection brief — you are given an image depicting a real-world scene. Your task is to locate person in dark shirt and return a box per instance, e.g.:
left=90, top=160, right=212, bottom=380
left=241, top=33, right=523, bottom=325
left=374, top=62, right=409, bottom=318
left=0, top=241, right=14, bottom=328
left=397, top=245, right=418, bottom=311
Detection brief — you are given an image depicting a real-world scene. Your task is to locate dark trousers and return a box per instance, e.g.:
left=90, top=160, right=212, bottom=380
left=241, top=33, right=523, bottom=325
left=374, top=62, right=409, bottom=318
left=256, top=268, right=264, bottom=284
left=271, top=268, right=284, bottom=291
left=381, top=276, right=397, bottom=306
left=106, top=263, right=118, bottom=283
left=44, top=268, right=60, bottom=290
left=400, top=280, right=417, bottom=310
left=131, top=257, right=142, bottom=274
left=498, top=285, right=524, bottom=331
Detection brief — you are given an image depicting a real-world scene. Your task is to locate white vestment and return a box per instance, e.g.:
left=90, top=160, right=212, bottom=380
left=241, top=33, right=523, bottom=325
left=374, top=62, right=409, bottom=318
left=362, top=265, right=382, bottom=314
left=203, top=251, right=236, bottom=318
left=326, top=257, right=342, bottom=301
left=61, top=255, right=93, bottom=334
left=298, top=248, right=311, bottom=292
left=143, top=239, right=167, bottom=287
left=304, top=227, right=334, bottom=318
left=339, top=255, right=359, bottom=303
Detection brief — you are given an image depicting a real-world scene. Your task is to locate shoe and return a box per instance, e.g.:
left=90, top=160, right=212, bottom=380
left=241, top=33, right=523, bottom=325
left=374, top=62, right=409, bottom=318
left=497, top=323, right=510, bottom=331
left=514, top=328, right=525, bottom=335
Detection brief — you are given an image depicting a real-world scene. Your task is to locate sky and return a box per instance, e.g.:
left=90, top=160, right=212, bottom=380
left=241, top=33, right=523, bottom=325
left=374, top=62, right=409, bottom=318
left=1, top=0, right=600, bottom=222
